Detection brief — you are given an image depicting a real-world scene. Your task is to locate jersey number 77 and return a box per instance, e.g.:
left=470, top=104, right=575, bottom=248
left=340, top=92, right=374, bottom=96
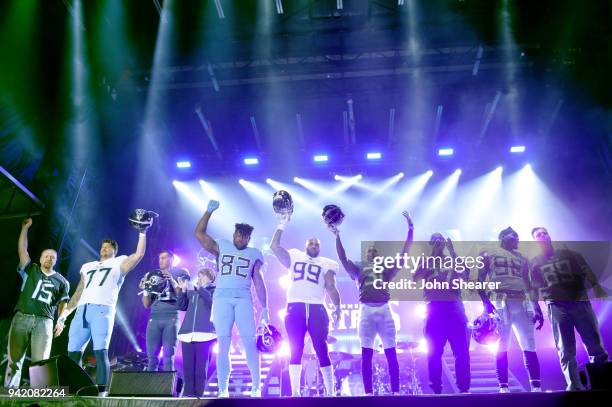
left=85, top=268, right=112, bottom=288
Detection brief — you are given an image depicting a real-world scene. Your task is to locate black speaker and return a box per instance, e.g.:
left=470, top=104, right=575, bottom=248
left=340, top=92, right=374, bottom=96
left=585, top=362, right=612, bottom=390
left=108, top=371, right=177, bottom=397
left=29, top=355, right=97, bottom=396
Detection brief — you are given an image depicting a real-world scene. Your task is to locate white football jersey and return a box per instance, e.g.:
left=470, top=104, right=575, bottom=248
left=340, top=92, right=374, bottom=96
left=77, top=255, right=128, bottom=307
left=286, top=249, right=338, bottom=304
left=484, top=247, right=529, bottom=292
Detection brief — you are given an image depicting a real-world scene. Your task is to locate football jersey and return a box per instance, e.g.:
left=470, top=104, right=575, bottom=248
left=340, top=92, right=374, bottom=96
left=530, top=249, right=589, bottom=302
left=354, top=261, right=390, bottom=304
left=286, top=249, right=339, bottom=304
left=482, top=247, right=530, bottom=293
left=149, top=267, right=191, bottom=317
left=77, top=255, right=128, bottom=307
left=214, top=239, right=263, bottom=297
left=15, top=262, right=70, bottom=320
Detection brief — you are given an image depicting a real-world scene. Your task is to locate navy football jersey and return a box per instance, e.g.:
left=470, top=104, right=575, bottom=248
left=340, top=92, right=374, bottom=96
left=530, top=249, right=589, bottom=302
left=15, top=262, right=70, bottom=320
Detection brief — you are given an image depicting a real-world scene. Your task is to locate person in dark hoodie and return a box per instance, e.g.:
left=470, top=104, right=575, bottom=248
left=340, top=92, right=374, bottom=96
left=177, top=268, right=217, bottom=398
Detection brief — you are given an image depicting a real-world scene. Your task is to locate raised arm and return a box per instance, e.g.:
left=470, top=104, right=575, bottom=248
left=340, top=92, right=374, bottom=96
left=270, top=213, right=291, bottom=269
left=120, top=232, right=147, bottom=274
left=324, top=269, right=342, bottom=327
left=388, top=211, right=414, bottom=281
left=18, top=218, right=32, bottom=268
left=332, top=229, right=360, bottom=277
left=252, top=260, right=269, bottom=323
left=194, top=200, right=220, bottom=257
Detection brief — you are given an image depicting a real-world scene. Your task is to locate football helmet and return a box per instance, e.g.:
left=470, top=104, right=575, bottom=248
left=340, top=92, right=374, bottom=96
left=472, top=312, right=501, bottom=345
left=256, top=324, right=283, bottom=353
left=140, top=269, right=168, bottom=296
left=322, top=204, right=345, bottom=229
left=272, top=190, right=294, bottom=215
left=128, top=209, right=158, bottom=232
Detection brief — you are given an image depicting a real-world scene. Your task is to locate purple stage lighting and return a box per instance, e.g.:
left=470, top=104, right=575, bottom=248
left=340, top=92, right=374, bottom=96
left=438, top=148, right=454, bottom=156
left=244, top=157, right=259, bottom=165
left=176, top=160, right=191, bottom=169
left=313, top=154, right=328, bottom=163
left=366, top=152, right=382, bottom=160
left=510, top=145, right=526, bottom=153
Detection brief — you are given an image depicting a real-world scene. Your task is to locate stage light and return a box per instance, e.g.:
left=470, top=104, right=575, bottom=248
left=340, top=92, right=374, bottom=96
left=426, top=170, right=434, bottom=177
left=366, top=152, right=382, bottom=160
left=172, top=254, right=181, bottom=267
left=266, top=178, right=273, bottom=184
left=486, top=341, right=499, bottom=353
left=398, top=172, right=405, bottom=178
left=238, top=179, right=245, bottom=184
left=244, top=157, right=259, bottom=165
left=278, top=275, right=290, bottom=289
left=199, top=179, right=219, bottom=200
left=313, top=154, right=328, bottom=163
left=438, top=148, right=454, bottom=157
left=417, top=338, right=428, bottom=353
left=415, top=303, right=427, bottom=319
left=334, top=174, right=340, bottom=181
left=510, top=145, right=526, bottom=153
left=524, top=163, right=532, bottom=171
left=496, top=166, right=503, bottom=172
left=293, top=177, right=300, bottom=183
left=455, top=169, right=462, bottom=175
left=277, top=341, right=291, bottom=357
left=176, top=160, right=191, bottom=169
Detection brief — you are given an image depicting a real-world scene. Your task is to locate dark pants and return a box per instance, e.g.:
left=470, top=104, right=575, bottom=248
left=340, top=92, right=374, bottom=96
left=181, top=339, right=215, bottom=397
left=284, top=303, right=331, bottom=366
left=424, top=304, right=471, bottom=393
left=549, top=301, right=608, bottom=390
left=146, top=315, right=179, bottom=371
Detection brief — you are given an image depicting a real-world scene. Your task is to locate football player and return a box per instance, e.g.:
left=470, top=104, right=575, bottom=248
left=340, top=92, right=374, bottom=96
left=4, top=218, right=70, bottom=388
left=194, top=200, right=269, bottom=398
left=414, top=233, right=470, bottom=394
left=57, top=222, right=151, bottom=395
left=478, top=227, right=544, bottom=393
left=270, top=212, right=341, bottom=396
left=331, top=210, right=413, bottom=395
left=139, top=250, right=190, bottom=372
left=530, top=227, right=608, bottom=390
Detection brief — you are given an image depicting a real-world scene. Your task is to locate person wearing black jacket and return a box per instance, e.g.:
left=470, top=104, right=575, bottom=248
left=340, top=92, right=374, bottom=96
left=177, top=268, right=217, bottom=398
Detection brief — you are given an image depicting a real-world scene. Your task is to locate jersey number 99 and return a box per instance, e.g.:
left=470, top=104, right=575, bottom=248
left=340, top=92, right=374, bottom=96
left=293, top=262, right=322, bottom=284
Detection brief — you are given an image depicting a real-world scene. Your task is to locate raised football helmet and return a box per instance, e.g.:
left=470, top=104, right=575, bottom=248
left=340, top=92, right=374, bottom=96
left=472, top=312, right=501, bottom=345
left=272, top=190, right=294, bottom=215
left=256, top=324, right=283, bottom=353
left=322, top=204, right=345, bottom=229
left=128, top=209, right=158, bottom=232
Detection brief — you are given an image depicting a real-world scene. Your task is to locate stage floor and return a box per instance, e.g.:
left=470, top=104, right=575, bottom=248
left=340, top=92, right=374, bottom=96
left=1, top=390, right=610, bottom=407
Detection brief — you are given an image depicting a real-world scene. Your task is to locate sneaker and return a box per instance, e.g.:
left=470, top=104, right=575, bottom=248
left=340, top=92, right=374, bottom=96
left=499, top=387, right=510, bottom=394
left=532, top=387, right=542, bottom=392
left=251, top=388, right=262, bottom=398
left=218, top=390, right=230, bottom=398
left=98, top=391, right=108, bottom=397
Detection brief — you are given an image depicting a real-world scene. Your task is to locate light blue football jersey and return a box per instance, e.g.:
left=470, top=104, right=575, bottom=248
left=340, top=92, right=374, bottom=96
left=214, top=239, right=263, bottom=297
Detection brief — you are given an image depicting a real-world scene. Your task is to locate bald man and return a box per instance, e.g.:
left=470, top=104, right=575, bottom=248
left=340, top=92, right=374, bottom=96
left=4, top=218, right=70, bottom=388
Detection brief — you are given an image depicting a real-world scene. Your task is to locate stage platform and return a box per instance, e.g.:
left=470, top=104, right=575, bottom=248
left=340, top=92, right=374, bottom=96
left=1, top=390, right=610, bottom=407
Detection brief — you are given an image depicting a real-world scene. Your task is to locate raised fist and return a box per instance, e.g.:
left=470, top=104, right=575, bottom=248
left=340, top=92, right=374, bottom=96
left=207, top=200, right=220, bottom=213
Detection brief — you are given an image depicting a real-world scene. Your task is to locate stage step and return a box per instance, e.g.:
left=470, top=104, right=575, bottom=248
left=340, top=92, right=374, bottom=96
left=442, top=349, right=526, bottom=394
